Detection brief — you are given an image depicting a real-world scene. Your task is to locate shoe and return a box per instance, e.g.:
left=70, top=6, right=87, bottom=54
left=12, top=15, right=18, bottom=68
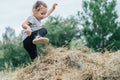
left=32, top=36, right=49, bottom=44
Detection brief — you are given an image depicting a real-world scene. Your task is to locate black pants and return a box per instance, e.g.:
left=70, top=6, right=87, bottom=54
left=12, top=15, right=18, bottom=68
left=23, top=28, right=47, bottom=61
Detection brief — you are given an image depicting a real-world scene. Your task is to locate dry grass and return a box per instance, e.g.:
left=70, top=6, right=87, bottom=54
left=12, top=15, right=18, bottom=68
left=16, top=46, right=120, bottom=80
left=0, top=70, right=17, bottom=80
left=1, top=46, right=119, bottom=80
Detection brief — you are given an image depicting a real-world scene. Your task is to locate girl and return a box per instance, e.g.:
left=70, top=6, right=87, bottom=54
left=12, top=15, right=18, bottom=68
left=22, top=0, right=57, bottom=61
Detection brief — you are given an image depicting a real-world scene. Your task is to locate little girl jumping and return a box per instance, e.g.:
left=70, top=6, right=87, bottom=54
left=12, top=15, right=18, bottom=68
left=22, top=0, right=57, bottom=61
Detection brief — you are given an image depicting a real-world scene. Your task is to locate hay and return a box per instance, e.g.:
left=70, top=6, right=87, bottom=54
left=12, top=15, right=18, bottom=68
left=17, top=46, right=120, bottom=80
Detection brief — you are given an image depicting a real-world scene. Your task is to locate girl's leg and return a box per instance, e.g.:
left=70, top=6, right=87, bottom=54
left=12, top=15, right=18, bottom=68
left=37, top=28, right=48, bottom=37
left=23, top=28, right=47, bottom=60
left=23, top=35, right=37, bottom=61
left=32, top=28, right=48, bottom=44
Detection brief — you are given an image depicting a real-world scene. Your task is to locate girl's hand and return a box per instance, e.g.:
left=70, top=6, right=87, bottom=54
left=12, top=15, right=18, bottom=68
left=26, top=27, right=32, bottom=36
left=53, top=3, right=58, bottom=9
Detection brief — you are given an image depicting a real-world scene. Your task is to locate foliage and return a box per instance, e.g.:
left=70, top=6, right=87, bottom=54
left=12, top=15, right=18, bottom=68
left=70, top=39, right=85, bottom=49
left=0, top=27, right=30, bottom=70
left=79, top=0, right=120, bottom=52
left=43, top=16, right=79, bottom=47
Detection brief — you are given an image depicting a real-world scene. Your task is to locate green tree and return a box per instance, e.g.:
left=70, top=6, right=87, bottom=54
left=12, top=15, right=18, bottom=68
left=2, top=27, right=15, bottom=42
left=79, top=0, right=120, bottom=52
left=0, top=27, right=30, bottom=70
left=43, top=16, right=79, bottom=47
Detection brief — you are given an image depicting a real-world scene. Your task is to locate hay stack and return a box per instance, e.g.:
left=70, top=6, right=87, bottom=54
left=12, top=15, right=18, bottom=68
left=17, top=46, right=120, bottom=80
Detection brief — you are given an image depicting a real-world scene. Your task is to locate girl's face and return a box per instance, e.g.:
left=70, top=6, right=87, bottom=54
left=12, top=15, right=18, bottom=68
left=33, top=5, right=47, bottom=20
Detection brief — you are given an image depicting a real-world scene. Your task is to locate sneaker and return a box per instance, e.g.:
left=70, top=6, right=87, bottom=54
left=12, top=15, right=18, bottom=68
left=32, top=36, right=49, bottom=44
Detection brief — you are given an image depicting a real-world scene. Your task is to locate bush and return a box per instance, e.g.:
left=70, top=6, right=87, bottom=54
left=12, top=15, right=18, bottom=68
left=0, top=27, right=30, bottom=70
left=44, top=16, right=79, bottom=47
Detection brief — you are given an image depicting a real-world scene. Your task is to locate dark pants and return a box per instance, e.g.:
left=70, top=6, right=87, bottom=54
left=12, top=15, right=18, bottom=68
left=23, top=28, right=47, bottom=61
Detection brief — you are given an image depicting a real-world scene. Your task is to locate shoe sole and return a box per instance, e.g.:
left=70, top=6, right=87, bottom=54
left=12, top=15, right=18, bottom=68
left=32, top=38, right=49, bottom=44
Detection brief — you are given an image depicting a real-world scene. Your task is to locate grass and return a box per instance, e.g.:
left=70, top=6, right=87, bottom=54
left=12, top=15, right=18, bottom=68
left=0, top=70, right=16, bottom=80
left=16, top=46, right=120, bottom=80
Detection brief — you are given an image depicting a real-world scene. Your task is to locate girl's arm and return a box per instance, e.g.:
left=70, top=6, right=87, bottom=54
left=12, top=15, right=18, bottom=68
left=22, top=21, right=32, bottom=36
left=44, top=3, right=58, bottom=18
left=22, top=21, right=31, bottom=29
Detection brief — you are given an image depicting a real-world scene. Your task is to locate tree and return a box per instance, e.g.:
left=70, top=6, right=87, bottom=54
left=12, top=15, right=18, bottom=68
left=79, top=0, right=120, bottom=52
left=2, top=27, right=16, bottom=42
left=43, top=16, right=79, bottom=47
left=0, top=27, right=30, bottom=70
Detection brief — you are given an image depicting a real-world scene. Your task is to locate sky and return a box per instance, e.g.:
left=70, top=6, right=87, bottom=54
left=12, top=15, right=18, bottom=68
left=0, top=0, right=120, bottom=40
left=0, top=0, right=82, bottom=39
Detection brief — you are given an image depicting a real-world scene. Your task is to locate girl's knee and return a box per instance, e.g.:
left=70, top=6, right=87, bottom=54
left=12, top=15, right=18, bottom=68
left=42, top=28, right=48, bottom=34
left=38, top=28, right=48, bottom=37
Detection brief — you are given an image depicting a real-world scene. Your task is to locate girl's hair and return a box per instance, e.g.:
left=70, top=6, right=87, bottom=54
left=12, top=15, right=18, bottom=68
left=33, top=0, right=47, bottom=11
